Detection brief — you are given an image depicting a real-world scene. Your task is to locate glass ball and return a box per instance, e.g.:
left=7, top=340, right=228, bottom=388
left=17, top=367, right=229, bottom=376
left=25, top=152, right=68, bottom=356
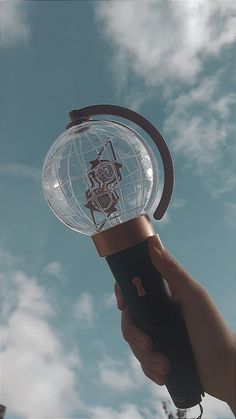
left=42, top=120, right=158, bottom=236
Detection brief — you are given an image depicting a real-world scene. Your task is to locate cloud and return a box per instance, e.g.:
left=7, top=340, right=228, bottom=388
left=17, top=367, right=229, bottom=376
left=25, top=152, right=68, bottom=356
left=96, top=353, right=220, bottom=419
left=211, top=173, right=236, bottom=198
left=94, top=342, right=234, bottom=418
left=94, top=1, right=236, bottom=197
left=158, top=212, right=170, bottom=228
left=0, top=247, right=22, bottom=271
left=0, top=164, right=40, bottom=181
left=156, top=197, right=186, bottom=228
left=148, top=381, right=234, bottom=419
left=224, top=202, right=236, bottom=227
left=102, top=292, right=116, bottom=309
left=0, top=164, right=51, bottom=271
left=73, top=291, right=95, bottom=327
left=94, top=1, right=236, bottom=88
left=43, top=260, right=64, bottom=279
left=90, top=353, right=170, bottom=418
left=1, top=249, right=233, bottom=418
left=87, top=403, right=146, bottom=419
left=163, top=73, right=236, bottom=197
left=199, top=395, right=235, bottom=419
left=164, top=74, right=236, bottom=173
left=172, top=198, right=186, bottom=210
left=0, top=0, right=30, bottom=48
left=0, top=249, right=81, bottom=418
left=98, top=355, right=141, bottom=392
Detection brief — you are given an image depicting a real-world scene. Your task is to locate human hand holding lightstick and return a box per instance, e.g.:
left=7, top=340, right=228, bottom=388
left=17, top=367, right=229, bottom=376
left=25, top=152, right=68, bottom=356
left=115, top=235, right=236, bottom=417
left=42, top=105, right=204, bottom=412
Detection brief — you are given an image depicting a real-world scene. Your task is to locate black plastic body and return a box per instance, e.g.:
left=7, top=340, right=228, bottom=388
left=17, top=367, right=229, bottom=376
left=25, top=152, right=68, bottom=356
left=106, top=240, right=204, bottom=409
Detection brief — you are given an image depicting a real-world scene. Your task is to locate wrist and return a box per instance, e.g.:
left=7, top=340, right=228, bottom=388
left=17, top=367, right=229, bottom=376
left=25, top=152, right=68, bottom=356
left=226, top=336, right=236, bottom=416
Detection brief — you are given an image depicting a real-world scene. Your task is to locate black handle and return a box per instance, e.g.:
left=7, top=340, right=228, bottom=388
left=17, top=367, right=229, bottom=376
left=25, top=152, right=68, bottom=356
left=106, top=240, right=204, bottom=409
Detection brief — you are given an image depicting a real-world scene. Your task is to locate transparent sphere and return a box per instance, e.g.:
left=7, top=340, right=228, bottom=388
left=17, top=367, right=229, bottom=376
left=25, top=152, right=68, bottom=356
left=42, top=120, right=158, bottom=236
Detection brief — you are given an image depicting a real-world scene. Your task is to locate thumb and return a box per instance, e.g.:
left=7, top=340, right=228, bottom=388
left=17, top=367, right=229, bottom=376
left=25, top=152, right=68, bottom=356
left=148, top=235, right=201, bottom=305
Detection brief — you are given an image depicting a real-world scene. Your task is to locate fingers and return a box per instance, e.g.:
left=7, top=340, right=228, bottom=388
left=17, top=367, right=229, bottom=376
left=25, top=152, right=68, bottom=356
left=114, top=282, right=127, bottom=311
left=114, top=282, right=153, bottom=351
left=120, top=305, right=171, bottom=384
left=128, top=325, right=170, bottom=386
left=141, top=364, right=167, bottom=386
left=121, top=307, right=153, bottom=352
left=114, top=280, right=170, bottom=386
left=130, top=344, right=171, bottom=375
left=148, top=235, right=202, bottom=303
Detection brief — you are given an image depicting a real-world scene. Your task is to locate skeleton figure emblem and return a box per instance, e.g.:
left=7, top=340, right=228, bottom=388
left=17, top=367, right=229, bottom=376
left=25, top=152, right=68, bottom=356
left=85, top=140, right=123, bottom=229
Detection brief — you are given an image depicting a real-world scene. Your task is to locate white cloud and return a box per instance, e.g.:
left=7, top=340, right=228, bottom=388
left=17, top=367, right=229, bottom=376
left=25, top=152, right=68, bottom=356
left=199, top=395, right=234, bottom=419
left=102, top=292, right=116, bottom=309
left=94, top=1, right=236, bottom=87
left=172, top=198, right=186, bottom=210
left=156, top=197, right=186, bottom=228
left=0, top=164, right=40, bottom=181
left=0, top=247, right=22, bottom=271
left=0, top=164, right=53, bottom=274
left=148, top=381, right=234, bottom=419
left=2, top=247, right=232, bottom=418
left=211, top=173, right=236, bottom=198
left=164, top=75, right=236, bottom=174
left=0, top=0, right=30, bottom=47
left=95, top=348, right=234, bottom=419
left=87, top=403, right=145, bottom=419
left=163, top=73, right=236, bottom=198
left=90, top=353, right=169, bottom=419
left=211, top=93, right=236, bottom=120
left=169, top=114, right=228, bottom=170
left=158, top=211, right=170, bottom=228
left=13, top=271, right=54, bottom=317
left=94, top=1, right=236, bottom=198
left=73, top=291, right=95, bottom=327
left=224, top=202, right=236, bottom=227
left=43, top=261, right=64, bottom=279
left=0, top=249, right=81, bottom=418
left=98, top=355, right=140, bottom=392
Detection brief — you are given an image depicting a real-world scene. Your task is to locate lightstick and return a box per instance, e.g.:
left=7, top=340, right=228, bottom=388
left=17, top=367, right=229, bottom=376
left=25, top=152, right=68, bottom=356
left=0, top=405, right=6, bottom=419
left=42, top=105, right=204, bottom=411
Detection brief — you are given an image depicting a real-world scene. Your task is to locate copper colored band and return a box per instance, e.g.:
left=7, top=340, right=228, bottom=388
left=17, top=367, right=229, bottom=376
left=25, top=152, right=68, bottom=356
left=92, top=215, right=155, bottom=257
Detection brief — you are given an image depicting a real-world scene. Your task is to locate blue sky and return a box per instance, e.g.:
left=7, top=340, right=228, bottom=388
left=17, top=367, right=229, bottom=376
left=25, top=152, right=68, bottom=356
left=0, top=1, right=236, bottom=418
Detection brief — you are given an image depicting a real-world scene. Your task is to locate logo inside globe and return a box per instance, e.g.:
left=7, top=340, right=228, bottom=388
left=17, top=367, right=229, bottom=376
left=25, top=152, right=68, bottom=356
left=42, top=120, right=159, bottom=235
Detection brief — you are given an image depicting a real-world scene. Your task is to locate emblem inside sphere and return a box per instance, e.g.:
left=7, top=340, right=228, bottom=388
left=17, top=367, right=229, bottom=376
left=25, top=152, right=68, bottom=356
left=95, top=162, right=116, bottom=184
left=85, top=140, right=123, bottom=229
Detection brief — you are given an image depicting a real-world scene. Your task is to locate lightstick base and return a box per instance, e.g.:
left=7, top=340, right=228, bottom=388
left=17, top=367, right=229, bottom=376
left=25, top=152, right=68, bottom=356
left=92, top=215, right=155, bottom=256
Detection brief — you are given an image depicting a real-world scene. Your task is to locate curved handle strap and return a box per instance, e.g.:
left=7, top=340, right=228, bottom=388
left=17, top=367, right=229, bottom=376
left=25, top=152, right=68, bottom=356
left=66, top=104, right=174, bottom=220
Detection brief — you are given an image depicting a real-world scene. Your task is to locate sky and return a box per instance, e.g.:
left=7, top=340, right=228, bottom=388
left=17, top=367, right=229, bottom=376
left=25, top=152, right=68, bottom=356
left=0, top=1, right=236, bottom=418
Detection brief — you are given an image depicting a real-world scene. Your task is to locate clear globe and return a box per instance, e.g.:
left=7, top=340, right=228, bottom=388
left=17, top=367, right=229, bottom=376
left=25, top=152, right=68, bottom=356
left=42, top=120, right=158, bottom=236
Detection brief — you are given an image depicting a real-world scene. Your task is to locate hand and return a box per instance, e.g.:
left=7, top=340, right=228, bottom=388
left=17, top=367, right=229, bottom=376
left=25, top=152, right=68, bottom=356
left=114, top=235, right=236, bottom=414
